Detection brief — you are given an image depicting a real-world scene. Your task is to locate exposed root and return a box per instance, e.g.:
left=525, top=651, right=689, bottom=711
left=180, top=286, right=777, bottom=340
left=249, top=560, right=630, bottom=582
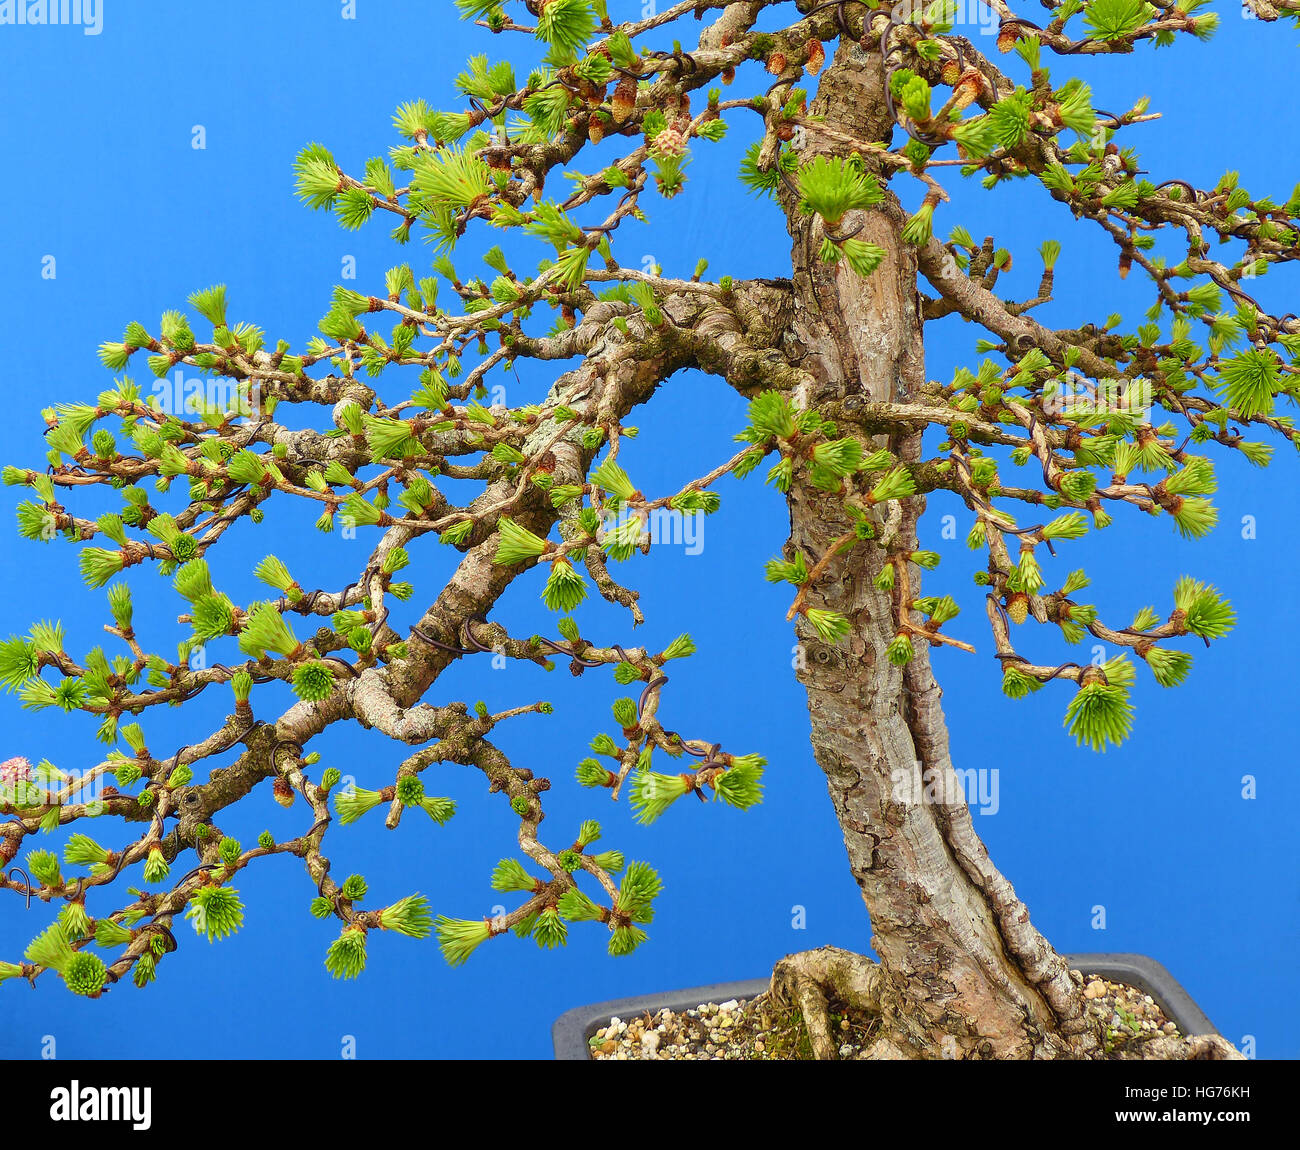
left=859, top=1036, right=921, bottom=1060
left=1114, top=1033, right=1244, bottom=1061
left=771, top=947, right=1241, bottom=1061
left=770, top=945, right=883, bottom=1060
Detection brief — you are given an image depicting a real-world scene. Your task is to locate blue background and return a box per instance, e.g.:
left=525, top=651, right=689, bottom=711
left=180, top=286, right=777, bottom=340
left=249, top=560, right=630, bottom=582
left=0, top=1, right=1294, bottom=1060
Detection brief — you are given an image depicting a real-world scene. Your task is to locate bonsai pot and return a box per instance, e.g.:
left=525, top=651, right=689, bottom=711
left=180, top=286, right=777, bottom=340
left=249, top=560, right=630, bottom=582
left=551, top=952, right=1218, bottom=1060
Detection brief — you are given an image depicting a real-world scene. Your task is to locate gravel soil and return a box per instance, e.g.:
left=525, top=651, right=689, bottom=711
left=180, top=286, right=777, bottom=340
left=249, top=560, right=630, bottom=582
left=589, top=972, right=1181, bottom=1060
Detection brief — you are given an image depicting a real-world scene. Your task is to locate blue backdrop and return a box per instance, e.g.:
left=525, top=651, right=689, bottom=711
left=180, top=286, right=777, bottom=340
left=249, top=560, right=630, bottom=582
left=0, top=1, right=1294, bottom=1060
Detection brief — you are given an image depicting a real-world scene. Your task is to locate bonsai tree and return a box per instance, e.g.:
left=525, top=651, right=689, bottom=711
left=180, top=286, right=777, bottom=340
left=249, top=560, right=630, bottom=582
left=2, top=0, right=1293, bottom=1060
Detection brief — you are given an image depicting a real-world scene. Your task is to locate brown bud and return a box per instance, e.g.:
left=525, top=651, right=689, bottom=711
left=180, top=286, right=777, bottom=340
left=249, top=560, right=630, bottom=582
left=272, top=777, right=295, bottom=809
left=805, top=39, right=825, bottom=75
left=722, top=65, right=735, bottom=85
left=611, top=75, right=637, bottom=124
left=951, top=70, right=986, bottom=111
left=767, top=51, right=787, bottom=75
left=997, top=23, right=1022, bottom=54
left=588, top=118, right=605, bottom=145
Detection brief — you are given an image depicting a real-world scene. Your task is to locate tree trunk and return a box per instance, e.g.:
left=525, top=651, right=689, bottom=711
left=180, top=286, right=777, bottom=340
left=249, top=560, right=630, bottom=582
left=776, top=40, right=1096, bottom=1060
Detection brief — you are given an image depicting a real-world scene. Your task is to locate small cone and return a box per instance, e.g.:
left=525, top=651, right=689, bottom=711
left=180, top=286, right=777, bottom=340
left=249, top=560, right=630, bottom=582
left=650, top=127, right=686, bottom=159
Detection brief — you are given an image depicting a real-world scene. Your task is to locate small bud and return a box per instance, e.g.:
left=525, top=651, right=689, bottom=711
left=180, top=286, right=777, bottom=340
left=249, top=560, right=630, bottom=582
left=272, top=777, right=295, bottom=809
left=611, top=75, right=637, bottom=125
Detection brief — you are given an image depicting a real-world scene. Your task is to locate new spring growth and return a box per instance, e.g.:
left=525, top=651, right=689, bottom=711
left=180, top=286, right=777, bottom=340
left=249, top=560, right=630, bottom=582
left=341, top=874, right=368, bottom=901
left=25, top=924, right=108, bottom=997
left=292, top=661, right=336, bottom=703
left=1065, top=672, right=1135, bottom=753
left=186, top=886, right=245, bottom=942
left=64, top=834, right=112, bottom=875
left=434, top=916, right=492, bottom=968
left=493, top=517, right=551, bottom=566
left=238, top=603, right=302, bottom=660
left=380, top=895, right=433, bottom=938
left=27, top=848, right=62, bottom=888
left=255, top=555, right=302, bottom=603
left=94, top=918, right=135, bottom=949
left=325, top=927, right=367, bottom=980
left=631, top=751, right=765, bottom=824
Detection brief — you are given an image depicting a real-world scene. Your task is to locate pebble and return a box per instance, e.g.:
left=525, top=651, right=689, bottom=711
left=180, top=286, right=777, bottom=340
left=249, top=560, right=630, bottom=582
left=1073, top=971, right=1182, bottom=1051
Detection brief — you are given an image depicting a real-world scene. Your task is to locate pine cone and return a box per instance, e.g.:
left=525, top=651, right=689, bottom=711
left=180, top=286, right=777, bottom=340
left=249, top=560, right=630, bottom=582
left=650, top=127, right=687, bottom=158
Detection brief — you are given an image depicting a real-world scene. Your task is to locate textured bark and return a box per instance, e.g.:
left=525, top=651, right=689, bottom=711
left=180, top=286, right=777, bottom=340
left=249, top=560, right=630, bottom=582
left=778, top=41, right=1096, bottom=1059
